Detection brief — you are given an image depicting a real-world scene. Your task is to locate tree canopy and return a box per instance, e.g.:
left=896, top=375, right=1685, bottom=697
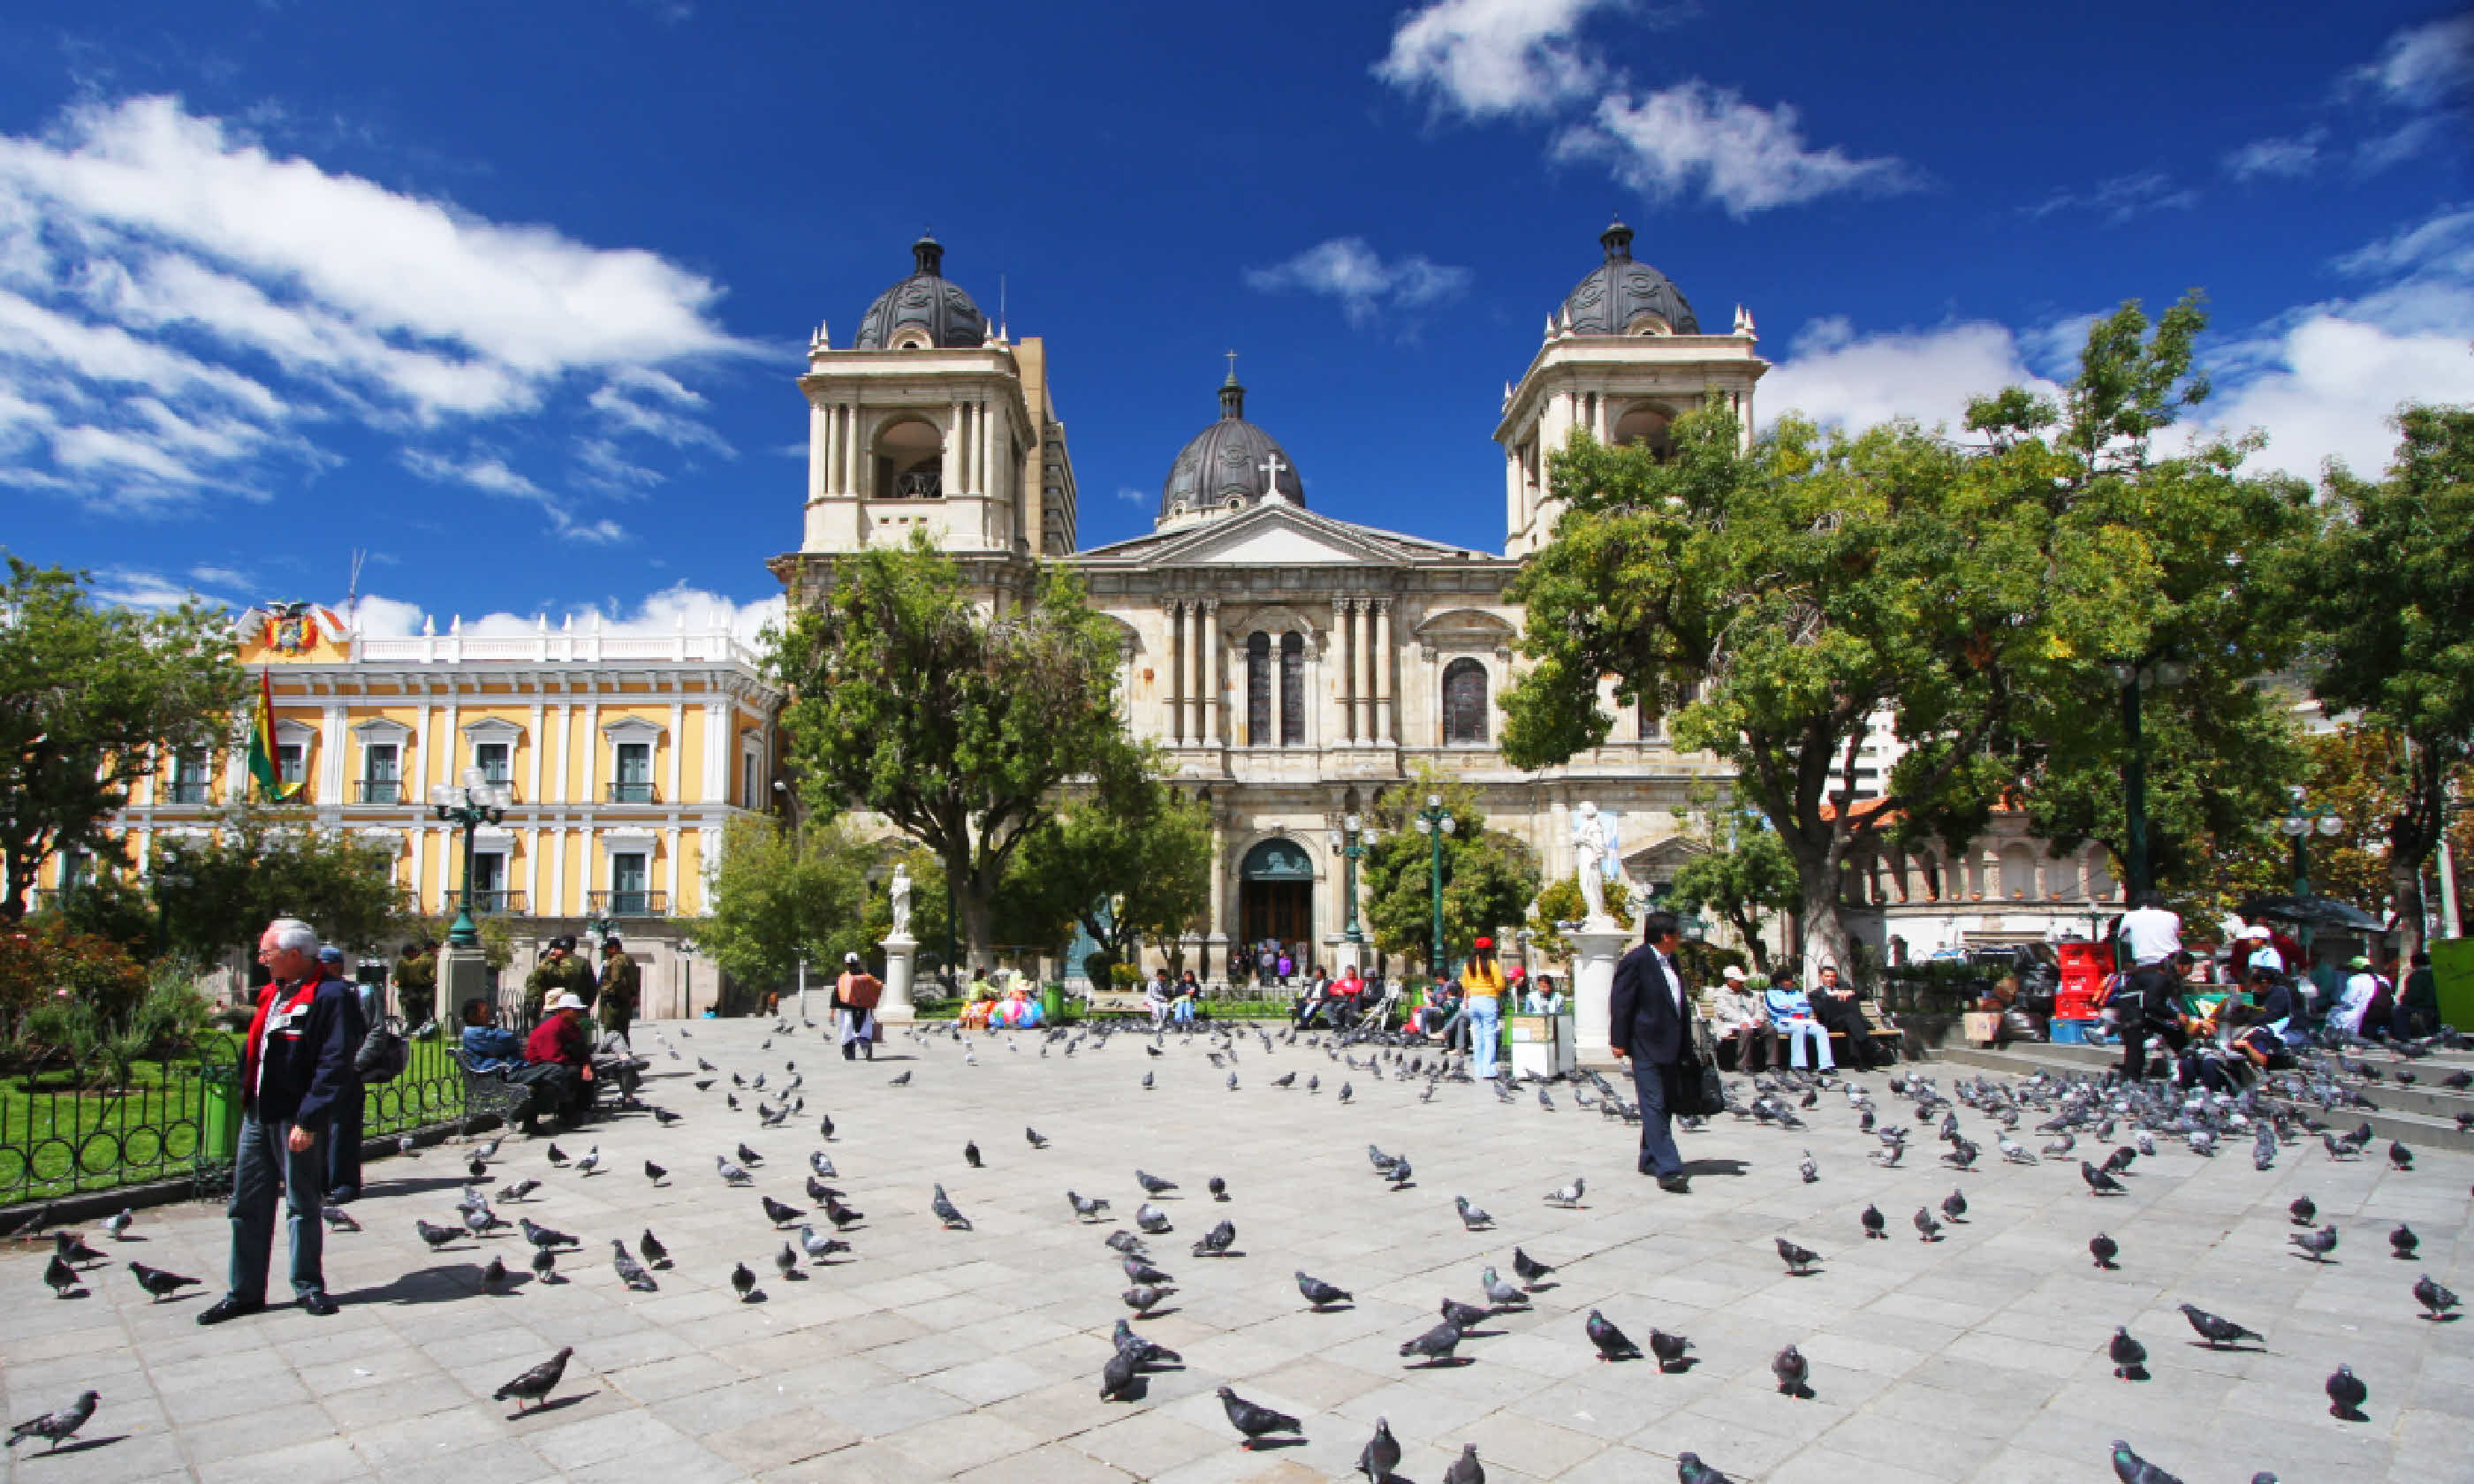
left=1664, top=799, right=1799, bottom=974
left=992, top=777, right=1212, bottom=977
left=0, top=556, right=244, bottom=921
left=1359, top=766, right=1540, bottom=974
left=689, top=815, right=877, bottom=996
left=770, top=534, right=1144, bottom=968
left=151, top=806, right=404, bottom=963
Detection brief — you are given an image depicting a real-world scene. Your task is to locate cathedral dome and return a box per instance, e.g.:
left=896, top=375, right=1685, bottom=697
left=1159, top=371, right=1305, bottom=523
left=1559, top=220, right=1698, bottom=336
left=853, top=234, right=988, bottom=350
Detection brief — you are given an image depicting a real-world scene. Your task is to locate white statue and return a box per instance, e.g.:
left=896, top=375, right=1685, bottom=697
left=889, top=865, right=913, bottom=938
left=1572, top=802, right=1620, bottom=928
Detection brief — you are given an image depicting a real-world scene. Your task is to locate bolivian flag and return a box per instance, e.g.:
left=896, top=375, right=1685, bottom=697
left=246, top=670, right=300, bottom=801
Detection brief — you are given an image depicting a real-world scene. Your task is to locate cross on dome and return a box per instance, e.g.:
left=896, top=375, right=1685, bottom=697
left=1259, top=451, right=1291, bottom=503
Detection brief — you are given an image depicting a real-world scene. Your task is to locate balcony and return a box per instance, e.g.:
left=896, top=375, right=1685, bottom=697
left=605, top=782, right=658, bottom=804
left=164, top=782, right=213, bottom=805
left=444, top=890, right=528, bottom=915
left=588, top=890, right=668, bottom=918
left=353, top=778, right=405, bottom=804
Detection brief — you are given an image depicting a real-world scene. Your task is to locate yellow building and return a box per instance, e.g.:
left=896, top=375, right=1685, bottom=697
left=64, top=605, right=781, bottom=1018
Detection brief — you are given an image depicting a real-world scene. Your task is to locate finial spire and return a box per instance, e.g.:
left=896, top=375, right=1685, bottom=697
left=912, top=230, right=944, bottom=277
left=1218, top=355, right=1246, bottom=420
left=1600, top=216, right=1635, bottom=263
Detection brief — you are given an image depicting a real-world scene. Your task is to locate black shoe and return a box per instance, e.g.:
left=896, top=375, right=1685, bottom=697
left=197, top=1295, right=265, bottom=1326
left=327, top=1187, right=358, bottom=1205
left=1656, top=1174, right=1692, bottom=1194
left=299, top=1291, right=339, bottom=1317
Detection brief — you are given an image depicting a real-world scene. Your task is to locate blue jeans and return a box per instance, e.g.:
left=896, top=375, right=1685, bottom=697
left=1171, top=997, right=1196, bottom=1024
left=228, top=1112, right=327, bottom=1302
left=1469, top=996, right=1501, bottom=1079
left=1776, top=1018, right=1833, bottom=1070
left=1627, top=1052, right=1684, bottom=1176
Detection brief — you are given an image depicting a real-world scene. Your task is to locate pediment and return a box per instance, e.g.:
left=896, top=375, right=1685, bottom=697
left=1150, top=504, right=1405, bottom=570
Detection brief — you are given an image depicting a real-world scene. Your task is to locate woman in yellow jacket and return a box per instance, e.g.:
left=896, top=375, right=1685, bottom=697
left=1461, top=936, right=1507, bottom=1079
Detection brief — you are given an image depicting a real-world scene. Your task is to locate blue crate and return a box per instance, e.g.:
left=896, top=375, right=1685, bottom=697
left=2050, top=1018, right=2098, bottom=1044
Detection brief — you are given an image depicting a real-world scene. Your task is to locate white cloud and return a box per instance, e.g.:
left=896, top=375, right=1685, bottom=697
left=186, top=563, right=248, bottom=587
left=0, top=95, right=754, bottom=513
left=2222, top=132, right=2323, bottom=180
left=89, top=566, right=210, bottom=611
left=400, top=446, right=627, bottom=542
left=1115, top=486, right=1147, bottom=504
left=2205, top=314, right=2474, bottom=480
left=1761, top=318, right=2061, bottom=435
left=1243, top=237, right=1473, bottom=323
left=1372, top=0, right=1627, bottom=119
left=1553, top=81, right=1913, bottom=216
left=2023, top=170, right=2198, bottom=224
left=2350, top=14, right=2474, bottom=108
left=346, top=583, right=785, bottom=648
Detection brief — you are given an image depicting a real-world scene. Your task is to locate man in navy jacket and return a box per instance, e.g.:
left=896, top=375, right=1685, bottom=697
left=1608, top=911, right=1693, bottom=1193
left=201, top=917, right=365, bottom=1324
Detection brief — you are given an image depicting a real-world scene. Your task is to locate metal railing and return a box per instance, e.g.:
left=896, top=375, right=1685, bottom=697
left=165, top=782, right=213, bottom=805
left=605, top=781, right=658, bottom=803
left=587, top=890, right=668, bottom=917
left=353, top=778, right=404, bottom=804
left=445, top=889, right=527, bottom=915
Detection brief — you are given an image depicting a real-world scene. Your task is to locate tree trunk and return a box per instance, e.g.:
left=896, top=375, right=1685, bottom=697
left=1796, top=871, right=1853, bottom=990
left=2389, top=852, right=2427, bottom=969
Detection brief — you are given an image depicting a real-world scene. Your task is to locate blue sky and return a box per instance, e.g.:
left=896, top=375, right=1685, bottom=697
left=4, top=1, right=2470, bottom=640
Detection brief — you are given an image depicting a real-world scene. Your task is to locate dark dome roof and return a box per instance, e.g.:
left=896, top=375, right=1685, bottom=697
left=1160, top=373, right=1305, bottom=519
left=1560, top=220, right=1698, bottom=335
left=853, top=234, right=987, bottom=350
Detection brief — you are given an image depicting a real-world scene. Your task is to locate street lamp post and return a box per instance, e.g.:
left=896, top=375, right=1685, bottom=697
left=1326, top=813, right=1376, bottom=969
left=1410, top=793, right=1456, bottom=975
left=2280, top=788, right=2344, bottom=959
left=429, top=767, right=510, bottom=950
left=2106, top=655, right=2189, bottom=900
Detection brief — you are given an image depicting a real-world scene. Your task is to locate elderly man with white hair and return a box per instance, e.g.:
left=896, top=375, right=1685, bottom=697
left=200, top=917, right=365, bottom=1325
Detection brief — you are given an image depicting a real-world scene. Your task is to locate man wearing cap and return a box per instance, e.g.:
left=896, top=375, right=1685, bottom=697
left=1710, top=965, right=1773, bottom=1073
left=834, top=952, right=883, bottom=1061
left=596, top=936, right=640, bottom=1044
left=524, top=991, right=598, bottom=1123
left=524, top=937, right=597, bottom=1026
left=1460, top=935, right=1506, bottom=1079
left=317, top=945, right=374, bottom=1204
left=2329, top=954, right=2388, bottom=1040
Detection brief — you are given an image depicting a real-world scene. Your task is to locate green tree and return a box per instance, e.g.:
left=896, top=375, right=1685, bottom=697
left=2282, top=403, right=2474, bottom=964
left=1525, top=874, right=1632, bottom=961
left=1665, top=802, right=1798, bottom=974
left=992, top=779, right=1211, bottom=977
left=150, top=806, right=405, bottom=963
left=690, top=816, right=874, bottom=997
left=770, top=534, right=1142, bottom=969
left=0, top=556, right=244, bottom=920
left=1360, top=767, right=1541, bottom=973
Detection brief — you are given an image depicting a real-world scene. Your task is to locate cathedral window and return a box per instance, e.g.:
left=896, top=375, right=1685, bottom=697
left=1612, top=403, right=1675, bottom=462
left=1279, top=632, right=1305, bottom=746
left=873, top=417, right=945, bottom=499
left=1442, top=657, right=1489, bottom=746
left=1246, top=632, right=1271, bottom=745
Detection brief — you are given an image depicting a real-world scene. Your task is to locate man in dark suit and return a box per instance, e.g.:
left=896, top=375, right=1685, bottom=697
left=1608, top=910, right=1692, bottom=1193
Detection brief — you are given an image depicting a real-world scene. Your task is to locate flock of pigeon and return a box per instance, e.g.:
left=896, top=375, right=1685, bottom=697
left=6, top=1009, right=2469, bottom=1481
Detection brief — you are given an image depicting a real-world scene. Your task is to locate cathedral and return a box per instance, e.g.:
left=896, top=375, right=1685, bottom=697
left=770, top=223, right=1772, bottom=977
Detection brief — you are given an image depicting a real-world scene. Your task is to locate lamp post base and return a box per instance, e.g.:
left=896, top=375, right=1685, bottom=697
left=439, top=942, right=492, bottom=1021
left=877, top=933, right=918, bottom=1026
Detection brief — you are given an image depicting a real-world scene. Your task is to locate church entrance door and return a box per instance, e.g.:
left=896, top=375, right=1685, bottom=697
left=1238, top=838, right=1315, bottom=961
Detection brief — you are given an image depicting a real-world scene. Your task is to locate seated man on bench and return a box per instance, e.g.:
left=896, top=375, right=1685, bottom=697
left=524, top=992, right=601, bottom=1124
left=1810, top=965, right=1892, bottom=1068
left=461, top=997, right=571, bottom=1134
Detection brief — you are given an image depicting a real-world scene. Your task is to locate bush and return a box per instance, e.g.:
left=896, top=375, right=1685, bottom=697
left=1528, top=875, right=1634, bottom=958
left=0, top=920, right=150, bottom=1040
left=1108, top=962, right=1142, bottom=988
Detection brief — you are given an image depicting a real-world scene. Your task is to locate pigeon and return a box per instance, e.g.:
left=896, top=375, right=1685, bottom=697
left=795, top=1223, right=846, bottom=1262
left=1481, top=1267, right=1526, bottom=1307
left=762, top=1194, right=803, bottom=1227
left=520, top=1217, right=579, bottom=1250
left=1585, top=1308, right=1642, bottom=1361
left=731, top=1261, right=757, bottom=1301
left=2110, top=1440, right=2185, bottom=1484
left=2414, top=1273, right=2460, bottom=1318
left=1217, top=1385, right=1302, bottom=1450
left=2326, top=1363, right=2368, bottom=1420
left=1208, top=1176, right=1229, bottom=1201
left=1772, top=1343, right=1810, bottom=1397
left=545, top=1143, right=569, bottom=1165
left=888, top=1071, right=911, bottom=1086
left=1122, top=1283, right=1175, bottom=1314
left=1800, top=1152, right=1818, bottom=1185
left=1455, top=1196, right=1493, bottom=1230
left=492, top=1347, right=573, bottom=1413
left=54, top=1230, right=104, bottom=1265
left=1676, top=1453, right=1733, bottom=1484
left=1192, top=1220, right=1237, bottom=1258
left=1775, top=1237, right=1819, bottom=1275
left=611, top=1239, right=657, bottom=1291
left=734, top=1142, right=763, bottom=1166
left=1297, top=1270, right=1353, bottom=1308
left=102, top=1209, right=133, bottom=1240
left=532, top=1246, right=559, bottom=1283
left=1358, top=1418, right=1402, bottom=1482
left=2389, top=1140, right=2413, bottom=1170
left=1104, top=1230, right=1148, bottom=1257
left=1025, top=1126, right=1048, bottom=1148
left=2391, top=1223, right=2419, bottom=1260
left=321, top=1205, right=362, bottom=1231
left=1386, top=1158, right=1414, bottom=1188
left=809, top=1151, right=838, bottom=1178
left=2179, top=1303, right=2261, bottom=1349
left=823, top=1198, right=865, bottom=1230
left=1511, top=1247, right=1553, bottom=1286
left=1100, top=1348, right=1140, bottom=1402
left=2109, top=1327, right=2148, bottom=1380
left=1440, top=1297, right=1491, bottom=1330
left=573, top=1146, right=600, bottom=1176
left=1912, top=1207, right=1944, bottom=1242
left=2083, top=1161, right=2125, bottom=1196
left=1112, top=1316, right=1180, bottom=1366
left=1861, top=1204, right=1886, bottom=1239
left=482, top=1254, right=508, bottom=1287
left=2289, top=1223, right=2339, bottom=1263
left=644, top=1161, right=667, bottom=1185
left=1123, top=1255, right=1175, bottom=1285
left=1068, top=1191, right=1111, bottom=1222
left=1941, top=1189, right=1968, bottom=1223
left=651, top=1108, right=682, bottom=1125
left=5, top=1390, right=98, bottom=1453
left=1141, top=1071, right=1155, bottom=1090
left=497, top=1178, right=540, bottom=1202
left=2090, top=1232, right=2119, bottom=1269
left=715, top=1155, right=753, bottom=1185
left=964, top=1141, right=981, bottom=1168
left=1649, top=1327, right=1694, bottom=1371
left=128, top=1261, right=200, bottom=1301
left=1135, top=1170, right=1179, bottom=1196
left=1544, top=1177, right=1586, bottom=1208
left=414, top=1219, right=464, bottom=1251
left=1399, top=1320, right=1462, bottom=1363
left=1136, top=1203, right=1172, bottom=1234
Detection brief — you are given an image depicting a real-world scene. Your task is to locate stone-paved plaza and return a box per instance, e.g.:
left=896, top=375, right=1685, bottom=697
left=3, top=1017, right=2467, bottom=1483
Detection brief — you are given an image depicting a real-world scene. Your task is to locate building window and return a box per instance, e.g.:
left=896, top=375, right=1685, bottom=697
left=474, top=740, right=511, bottom=785
left=1443, top=658, right=1489, bottom=746
left=611, top=741, right=655, bottom=803
left=360, top=743, right=400, bottom=804
left=741, top=751, right=761, bottom=808
left=171, top=747, right=213, bottom=805
left=276, top=743, right=306, bottom=787
left=1246, top=632, right=1271, bottom=745
left=1279, top=632, right=1304, bottom=746
left=611, top=852, right=649, bottom=914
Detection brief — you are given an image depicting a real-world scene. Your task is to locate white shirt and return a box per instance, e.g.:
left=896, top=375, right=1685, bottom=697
left=2119, top=906, right=2182, bottom=966
left=2331, top=973, right=2379, bottom=1034
left=1655, top=950, right=1683, bottom=1011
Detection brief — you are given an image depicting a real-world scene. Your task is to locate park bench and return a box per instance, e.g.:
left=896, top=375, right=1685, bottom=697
left=449, top=1045, right=547, bottom=1130
left=1085, top=989, right=1151, bottom=1019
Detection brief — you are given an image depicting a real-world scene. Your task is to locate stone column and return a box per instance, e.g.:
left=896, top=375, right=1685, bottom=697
left=977, top=399, right=993, bottom=497
left=1571, top=925, right=1633, bottom=1066
left=1185, top=601, right=1203, bottom=746
left=944, top=401, right=963, bottom=495
left=808, top=400, right=830, bottom=502
left=879, top=928, right=918, bottom=1025
left=1204, top=810, right=1227, bottom=982
left=1374, top=600, right=1394, bottom=744
left=1200, top=598, right=1220, bottom=746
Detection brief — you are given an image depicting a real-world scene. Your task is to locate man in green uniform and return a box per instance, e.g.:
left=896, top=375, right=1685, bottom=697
left=395, top=939, right=438, bottom=1027
left=597, top=935, right=641, bottom=1043
left=523, top=937, right=598, bottom=1026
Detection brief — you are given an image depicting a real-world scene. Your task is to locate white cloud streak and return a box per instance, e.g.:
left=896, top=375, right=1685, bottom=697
left=1762, top=318, right=2061, bottom=436
left=1554, top=81, right=1914, bottom=216
left=1372, top=0, right=1626, bottom=119
left=1243, top=238, right=1473, bottom=324
left=2022, top=170, right=2198, bottom=224
left=348, top=582, right=785, bottom=647
left=2222, top=132, right=2323, bottom=180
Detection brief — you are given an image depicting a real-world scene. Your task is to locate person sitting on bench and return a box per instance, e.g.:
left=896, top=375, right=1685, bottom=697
left=1765, top=975, right=1834, bottom=1071
left=1810, top=965, right=1889, bottom=1067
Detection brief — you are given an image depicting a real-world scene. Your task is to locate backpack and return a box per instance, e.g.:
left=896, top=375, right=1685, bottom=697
left=355, top=1015, right=409, bottom=1083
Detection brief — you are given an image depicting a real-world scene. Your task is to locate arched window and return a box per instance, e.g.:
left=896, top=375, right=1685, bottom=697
left=1279, top=632, right=1304, bottom=746
left=1246, top=632, right=1271, bottom=746
left=1442, top=658, right=1488, bottom=746
left=1612, top=403, right=1675, bottom=462
left=873, top=417, right=944, bottom=499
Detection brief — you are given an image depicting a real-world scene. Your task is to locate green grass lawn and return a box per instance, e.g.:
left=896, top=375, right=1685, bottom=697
left=0, top=1032, right=471, bottom=1207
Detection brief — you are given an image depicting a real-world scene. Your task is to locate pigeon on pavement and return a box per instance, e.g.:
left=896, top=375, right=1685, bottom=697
left=1649, top=1328, right=1694, bottom=1371
left=1775, top=1238, right=1819, bottom=1274
left=2090, top=1232, right=2120, bottom=1269
left=1585, top=1308, right=1642, bottom=1361
left=5, top=1390, right=98, bottom=1453
left=1511, top=1247, right=1553, bottom=1285
left=128, top=1261, right=201, bottom=1301
left=610, top=1239, right=657, bottom=1291
left=492, top=1348, right=574, bottom=1413
left=1297, top=1271, right=1353, bottom=1308
left=1216, top=1385, right=1302, bottom=1450
left=1676, top=1452, right=1734, bottom=1484
left=2415, top=1274, right=2460, bottom=1318
left=2108, top=1328, right=2147, bottom=1380
left=2109, top=1439, right=2185, bottom=1484
left=1358, top=1417, right=1402, bottom=1481
left=2326, top=1363, right=2368, bottom=1420
left=2288, top=1223, right=2339, bottom=1264
left=931, top=1185, right=973, bottom=1230
left=1772, top=1344, right=1811, bottom=1397
left=2179, top=1304, right=2262, bottom=1349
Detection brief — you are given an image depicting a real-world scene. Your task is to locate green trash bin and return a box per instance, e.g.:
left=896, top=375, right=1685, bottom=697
left=199, top=1061, right=241, bottom=1165
left=1042, top=983, right=1066, bottom=1025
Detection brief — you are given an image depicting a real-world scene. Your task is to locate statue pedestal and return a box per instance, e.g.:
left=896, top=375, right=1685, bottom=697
left=1570, top=925, right=1632, bottom=1066
left=439, top=942, right=492, bottom=1021
left=877, top=933, right=918, bottom=1025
